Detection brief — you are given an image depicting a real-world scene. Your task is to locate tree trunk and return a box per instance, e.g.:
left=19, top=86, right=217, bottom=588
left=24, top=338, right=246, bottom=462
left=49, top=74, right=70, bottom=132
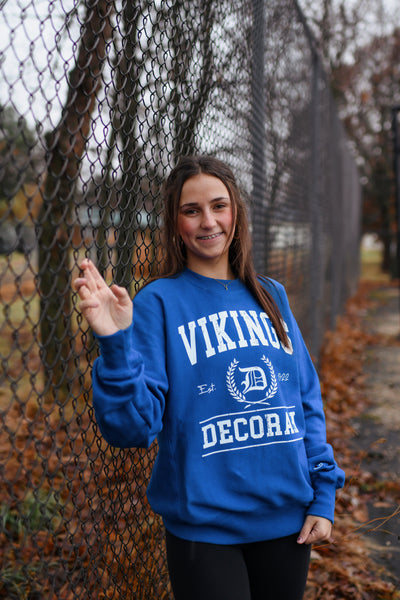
left=171, top=1, right=215, bottom=161
left=37, top=0, right=113, bottom=400
left=113, top=3, right=142, bottom=291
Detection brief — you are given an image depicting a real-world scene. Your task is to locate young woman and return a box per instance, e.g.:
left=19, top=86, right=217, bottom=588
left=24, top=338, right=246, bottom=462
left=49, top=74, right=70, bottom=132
left=74, top=155, right=344, bottom=600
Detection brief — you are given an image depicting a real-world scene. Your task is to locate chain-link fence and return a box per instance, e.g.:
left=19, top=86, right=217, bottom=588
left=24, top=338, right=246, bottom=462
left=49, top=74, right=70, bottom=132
left=0, top=0, right=361, bottom=598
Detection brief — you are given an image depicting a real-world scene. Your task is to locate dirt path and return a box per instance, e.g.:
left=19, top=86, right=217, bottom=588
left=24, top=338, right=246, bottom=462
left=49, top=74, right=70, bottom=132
left=352, top=283, right=400, bottom=584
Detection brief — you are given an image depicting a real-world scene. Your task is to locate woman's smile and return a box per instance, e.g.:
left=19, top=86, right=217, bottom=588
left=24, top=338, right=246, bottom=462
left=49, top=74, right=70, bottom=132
left=197, top=232, right=223, bottom=241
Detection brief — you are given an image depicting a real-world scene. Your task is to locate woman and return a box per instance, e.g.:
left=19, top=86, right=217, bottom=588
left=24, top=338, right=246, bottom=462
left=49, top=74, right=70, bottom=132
left=74, top=155, right=344, bottom=600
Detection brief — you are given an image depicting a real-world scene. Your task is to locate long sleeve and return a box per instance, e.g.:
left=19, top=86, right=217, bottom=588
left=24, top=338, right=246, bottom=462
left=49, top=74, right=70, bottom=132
left=274, top=284, right=345, bottom=522
left=295, top=322, right=345, bottom=521
left=91, top=288, right=168, bottom=449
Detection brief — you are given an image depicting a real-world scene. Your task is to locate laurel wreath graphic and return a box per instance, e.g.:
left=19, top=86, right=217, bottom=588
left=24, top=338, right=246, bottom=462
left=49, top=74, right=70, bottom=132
left=226, top=358, right=247, bottom=403
left=261, top=355, right=278, bottom=399
left=226, top=356, right=278, bottom=406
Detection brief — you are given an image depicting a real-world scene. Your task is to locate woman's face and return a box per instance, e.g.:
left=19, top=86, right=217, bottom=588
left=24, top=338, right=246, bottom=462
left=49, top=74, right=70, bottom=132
left=177, top=173, right=234, bottom=276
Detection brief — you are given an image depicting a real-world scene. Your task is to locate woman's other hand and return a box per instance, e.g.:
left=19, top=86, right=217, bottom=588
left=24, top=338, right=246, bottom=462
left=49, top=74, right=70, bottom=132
left=297, top=515, right=332, bottom=545
left=73, top=259, right=133, bottom=336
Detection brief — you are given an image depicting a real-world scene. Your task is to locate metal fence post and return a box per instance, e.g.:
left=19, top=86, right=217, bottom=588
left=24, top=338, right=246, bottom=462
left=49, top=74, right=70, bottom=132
left=309, top=51, right=323, bottom=358
left=392, top=105, right=400, bottom=330
left=249, top=0, right=266, bottom=273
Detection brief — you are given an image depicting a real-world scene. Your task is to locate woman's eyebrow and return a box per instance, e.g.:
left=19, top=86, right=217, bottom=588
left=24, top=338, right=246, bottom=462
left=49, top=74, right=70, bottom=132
left=179, top=196, right=230, bottom=208
left=179, top=201, right=198, bottom=208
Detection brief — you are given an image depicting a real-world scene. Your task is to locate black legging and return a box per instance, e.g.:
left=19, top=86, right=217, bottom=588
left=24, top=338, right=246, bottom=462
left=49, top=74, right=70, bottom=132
left=165, top=529, right=311, bottom=600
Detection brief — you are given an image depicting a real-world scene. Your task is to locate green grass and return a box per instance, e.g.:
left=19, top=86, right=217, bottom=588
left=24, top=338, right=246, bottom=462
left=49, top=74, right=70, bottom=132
left=360, top=248, right=390, bottom=282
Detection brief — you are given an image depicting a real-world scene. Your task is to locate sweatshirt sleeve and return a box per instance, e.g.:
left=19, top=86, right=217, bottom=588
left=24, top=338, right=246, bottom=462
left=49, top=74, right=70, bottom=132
left=271, top=280, right=345, bottom=522
left=295, top=323, right=345, bottom=522
left=91, top=286, right=168, bottom=449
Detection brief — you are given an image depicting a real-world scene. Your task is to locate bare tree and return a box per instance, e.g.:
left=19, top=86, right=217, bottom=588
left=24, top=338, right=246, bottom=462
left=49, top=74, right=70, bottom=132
left=36, top=0, right=114, bottom=398
left=94, top=0, right=217, bottom=292
left=96, top=1, right=169, bottom=290
left=298, top=0, right=400, bottom=272
left=169, top=0, right=215, bottom=160
left=298, top=0, right=378, bottom=72
left=337, top=28, right=400, bottom=270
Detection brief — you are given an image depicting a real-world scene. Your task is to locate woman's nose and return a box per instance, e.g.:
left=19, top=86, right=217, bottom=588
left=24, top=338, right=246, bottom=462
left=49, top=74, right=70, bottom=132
left=201, top=209, right=216, bottom=228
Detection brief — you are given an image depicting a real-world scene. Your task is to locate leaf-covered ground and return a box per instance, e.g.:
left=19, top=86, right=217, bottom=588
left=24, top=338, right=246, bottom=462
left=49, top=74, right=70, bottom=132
left=305, top=278, right=400, bottom=599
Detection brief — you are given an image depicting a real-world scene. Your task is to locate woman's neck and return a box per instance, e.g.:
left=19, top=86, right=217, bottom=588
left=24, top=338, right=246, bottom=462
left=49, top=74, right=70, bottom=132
left=186, top=259, right=235, bottom=280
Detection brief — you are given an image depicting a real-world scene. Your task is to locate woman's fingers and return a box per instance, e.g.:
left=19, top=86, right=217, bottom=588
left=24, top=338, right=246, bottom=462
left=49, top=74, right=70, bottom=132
left=74, top=260, right=110, bottom=300
left=110, top=284, right=131, bottom=305
left=73, top=277, right=87, bottom=292
left=297, top=515, right=332, bottom=545
left=79, top=297, right=100, bottom=310
left=80, top=259, right=105, bottom=292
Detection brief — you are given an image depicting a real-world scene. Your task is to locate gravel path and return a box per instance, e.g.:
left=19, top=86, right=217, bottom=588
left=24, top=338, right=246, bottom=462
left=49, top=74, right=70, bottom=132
left=352, top=284, right=400, bottom=584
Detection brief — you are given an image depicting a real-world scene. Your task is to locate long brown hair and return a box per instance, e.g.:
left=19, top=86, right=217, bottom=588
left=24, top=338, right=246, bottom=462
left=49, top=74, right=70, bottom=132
left=157, top=155, right=289, bottom=347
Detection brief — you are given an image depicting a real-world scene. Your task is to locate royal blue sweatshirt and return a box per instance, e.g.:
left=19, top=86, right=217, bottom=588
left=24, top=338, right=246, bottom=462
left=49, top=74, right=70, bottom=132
left=92, top=268, right=345, bottom=544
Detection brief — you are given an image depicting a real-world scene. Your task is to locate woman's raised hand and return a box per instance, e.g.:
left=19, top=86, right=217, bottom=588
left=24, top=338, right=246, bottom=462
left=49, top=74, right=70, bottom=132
left=73, top=259, right=133, bottom=336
